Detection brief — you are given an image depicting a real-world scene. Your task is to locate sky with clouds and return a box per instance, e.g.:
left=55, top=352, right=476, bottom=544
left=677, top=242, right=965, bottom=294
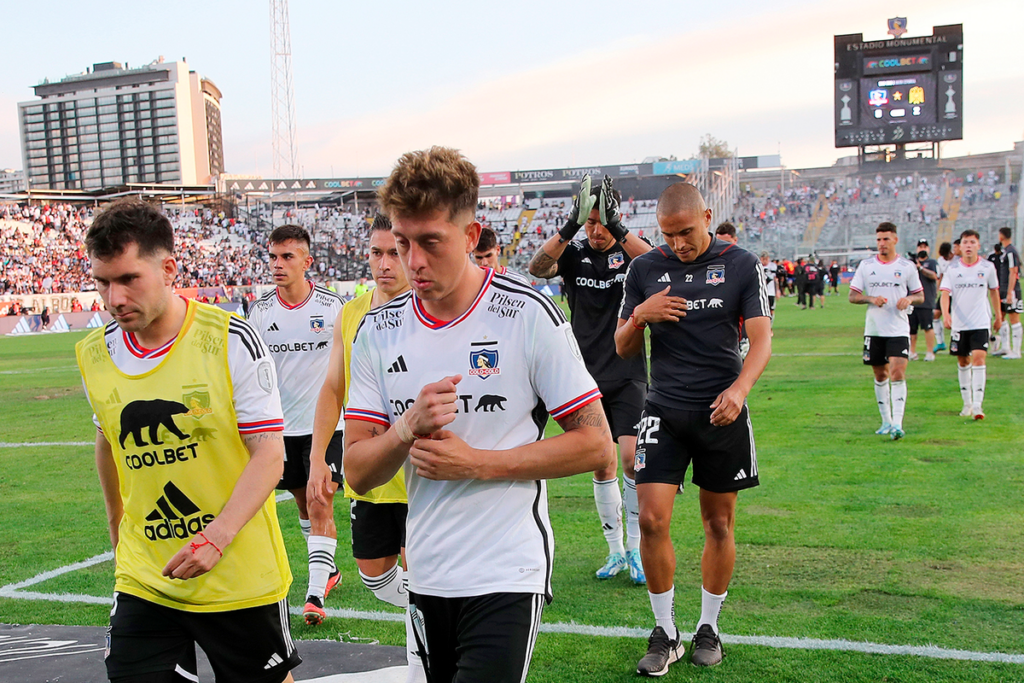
left=1, top=0, right=1021, bottom=178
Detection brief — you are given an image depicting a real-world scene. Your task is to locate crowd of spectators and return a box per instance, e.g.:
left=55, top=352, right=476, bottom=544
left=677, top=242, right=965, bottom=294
left=0, top=167, right=1015, bottom=299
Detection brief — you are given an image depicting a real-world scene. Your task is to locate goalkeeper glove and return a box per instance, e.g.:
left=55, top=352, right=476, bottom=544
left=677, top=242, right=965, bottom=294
left=558, top=175, right=597, bottom=242
left=598, top=175, right=628, bottom=243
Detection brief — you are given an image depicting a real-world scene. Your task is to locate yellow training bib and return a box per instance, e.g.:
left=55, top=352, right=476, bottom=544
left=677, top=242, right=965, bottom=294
left=76, top=300, right=292, bottom=612
left=342, top=291, right=407, bottom=504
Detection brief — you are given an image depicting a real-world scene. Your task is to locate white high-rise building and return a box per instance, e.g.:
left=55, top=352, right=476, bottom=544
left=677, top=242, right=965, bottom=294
left=18, top=57, right=223, bottom=191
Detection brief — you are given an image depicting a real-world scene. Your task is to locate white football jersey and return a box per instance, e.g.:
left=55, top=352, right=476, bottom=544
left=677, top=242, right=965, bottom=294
left=247, top=283, right=344, bottom=435
left=939, top=258, right=999, bottom=331
left=764, top=262, right=777, bottom=297
left=849, top=256, right=923, bottom=337
left=346, top=269, right=599, bottom=600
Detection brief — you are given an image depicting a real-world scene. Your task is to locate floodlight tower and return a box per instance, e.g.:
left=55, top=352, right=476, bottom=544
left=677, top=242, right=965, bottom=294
left=270, top=0, right=298, bottom=178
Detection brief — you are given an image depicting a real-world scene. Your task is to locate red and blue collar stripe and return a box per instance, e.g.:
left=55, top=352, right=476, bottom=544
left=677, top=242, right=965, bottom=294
left=124, top=331, right=175, bottom=359
left=412, top=268, right=494, bottom=330
left=276, top=281, right=315, bottom=310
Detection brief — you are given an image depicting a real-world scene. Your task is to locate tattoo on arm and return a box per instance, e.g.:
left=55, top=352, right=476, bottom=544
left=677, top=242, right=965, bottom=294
left=529, top=250, right=559, bottom=279
left=556, top=400, right=609, bottom=433
left=243, top=431, right=284, bottom=446
left=370, top=426, right=380, bottom=438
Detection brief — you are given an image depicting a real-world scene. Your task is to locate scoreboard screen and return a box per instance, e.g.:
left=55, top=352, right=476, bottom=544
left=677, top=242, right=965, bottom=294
left=835, top=24, right=962, bottom=147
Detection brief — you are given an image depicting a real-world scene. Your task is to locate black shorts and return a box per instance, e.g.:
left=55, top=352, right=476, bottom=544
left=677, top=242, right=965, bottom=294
left=106, top=592, right=300, bottom=683
left=596, top=378, right=647, bottom=440
left=278, top=430, right=344, bottom=490
left=814, top=280, right=825, bottom=295
left=908, top=307, right=934, bottom=334
left=409, top=591, right=544, bottom=683
left=950, top=329, right=989, bottom=356
left=632, top=401, right=759, bottom=493
left=862, top=335, right=910, bottom=366
left=350, top=499, right=407, bottom=559
left=1001, top=300, right=1023, bottom=315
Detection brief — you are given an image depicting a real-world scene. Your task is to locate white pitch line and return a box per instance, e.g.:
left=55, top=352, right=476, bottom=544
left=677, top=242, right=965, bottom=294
left=3, top=559, right=1023, bottom=665
left=0, top=441, right=92, bottom=448
left=0, top=552, right=112, bottom=592
left=771, top=352, right=850, bottom=357
left=0, top=365, right=76, bottom=375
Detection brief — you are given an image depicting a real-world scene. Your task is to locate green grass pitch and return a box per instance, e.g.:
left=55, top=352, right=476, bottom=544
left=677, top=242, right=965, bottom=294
left=1, top=288, right=1023, bottom=682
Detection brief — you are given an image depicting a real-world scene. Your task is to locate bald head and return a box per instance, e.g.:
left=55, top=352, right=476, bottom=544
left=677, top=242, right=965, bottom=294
left=657, top=183, right=707, bottom=218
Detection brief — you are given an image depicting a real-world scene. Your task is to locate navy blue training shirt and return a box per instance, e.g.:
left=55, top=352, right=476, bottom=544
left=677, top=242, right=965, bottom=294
left=619, top=235, right=770, bottom=410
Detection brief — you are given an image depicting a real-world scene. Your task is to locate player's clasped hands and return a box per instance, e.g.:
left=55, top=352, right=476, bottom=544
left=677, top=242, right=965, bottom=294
left=405, top=375, right=463, bottom=437
left=636, top=286, right=688, bottom=324
left=409, top=430, right=479, bottom=481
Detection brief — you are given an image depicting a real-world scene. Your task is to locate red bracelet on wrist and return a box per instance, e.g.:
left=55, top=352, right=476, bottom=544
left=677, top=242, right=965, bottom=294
left=190, top=531, right=223, bottom=557
left=630, top=315, right=646, bottom=330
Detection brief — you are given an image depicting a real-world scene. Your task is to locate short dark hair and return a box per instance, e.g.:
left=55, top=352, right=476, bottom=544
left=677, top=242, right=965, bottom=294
left=268, top=224, right=311, bottom=250
left=85, top=199, right=173, bottom=259
left=715, top=222, right=737, bottom=238
left=588, top=182, right=621, bottom=205
left=876, top=222, right=898, bottom=234
left=953, top=238, right=961, bottom=246
left=993, top=243, right=1002, bottom=254
left=960, top=229, right=980, bottom=241
left=370, top=212, right=392, bottom=233
left=475, top=226, right=498, bottom=253
left=938, top=241, right=952, bottom=258
left=999, top=227, right=1012, bottom=239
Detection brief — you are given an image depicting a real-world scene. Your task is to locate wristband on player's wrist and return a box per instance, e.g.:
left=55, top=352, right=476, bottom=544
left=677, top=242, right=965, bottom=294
left=393, top=414, right=416, bottom=444
left=630, top=314, right=646, bottom=330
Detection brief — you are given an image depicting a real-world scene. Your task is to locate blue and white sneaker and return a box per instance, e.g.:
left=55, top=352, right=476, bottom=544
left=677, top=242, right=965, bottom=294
left=595, top=552, right=626, bottom=580
left=889, top=427, right=905, bottom=441
left=875, top=423, right=893, bottom=435
left=627, top=548, right=646, bottom=585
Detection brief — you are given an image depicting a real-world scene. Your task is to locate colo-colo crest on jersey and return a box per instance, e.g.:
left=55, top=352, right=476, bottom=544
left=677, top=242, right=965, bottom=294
left=469, top=341, right=500, bottom=378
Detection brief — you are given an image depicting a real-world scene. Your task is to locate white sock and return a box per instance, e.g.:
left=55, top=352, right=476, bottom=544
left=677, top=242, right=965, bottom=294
left=971, top=365, right=987, bottom=408
left=999, top=324, right=1010, bottom=351
left=307, top=535, right=337, bottom=600
left=623, top=476, right=640, bottom=552
left=957, top=366, right=973, bottom=407
left=648, top=587, right=678, bottom=641
left=405, top=608, right=426, bottom=683
left=1012, top=323, right=1023, bottom=356
left=889, top=380, right=907, bottom=429
left=359, top=564, right=408, bottom=608
left=299, top=518, right=311, bottom=540
left=593, top=477, right=625, bottom=556
left=873, top=380, right=891, bottom=425
left=697, top=586, right=727, bottom=635
left=933, top=319, right=945, bottom=345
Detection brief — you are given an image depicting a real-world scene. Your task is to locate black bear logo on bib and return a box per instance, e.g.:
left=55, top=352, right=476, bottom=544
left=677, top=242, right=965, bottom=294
left=119, top=399, right=191, bottom=449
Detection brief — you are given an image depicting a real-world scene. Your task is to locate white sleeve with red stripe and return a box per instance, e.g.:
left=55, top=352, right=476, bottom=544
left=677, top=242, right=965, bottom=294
left=228, top=326, right=285, bottom=434
left=530, top=318, right=601, bottom=421
left=344, top=320, right=390, bottom=428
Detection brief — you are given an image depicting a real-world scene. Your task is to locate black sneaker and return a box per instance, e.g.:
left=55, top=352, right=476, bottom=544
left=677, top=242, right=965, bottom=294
left=636, top=626, right=684, bottom=677
left=690, top=624, right=723, bottom=666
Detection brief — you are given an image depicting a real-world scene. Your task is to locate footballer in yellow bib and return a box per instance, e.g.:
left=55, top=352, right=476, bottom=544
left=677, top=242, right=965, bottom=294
left=77, top=199, right=300, bottom=683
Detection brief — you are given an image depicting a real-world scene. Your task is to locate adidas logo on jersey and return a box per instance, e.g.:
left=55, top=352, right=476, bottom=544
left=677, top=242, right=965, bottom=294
left=267, top=323, right=280, bottom=332
left=658, top=273, right=671, bottom=283
left=581, top=257, right=591, bottom=264
left=143, top=482, right=214, bottom=541
left=734, top=469, right=747, bottom=481
left=264, top=653, right=284, bottom=670
left=387, top=355, right=409, bottom=373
